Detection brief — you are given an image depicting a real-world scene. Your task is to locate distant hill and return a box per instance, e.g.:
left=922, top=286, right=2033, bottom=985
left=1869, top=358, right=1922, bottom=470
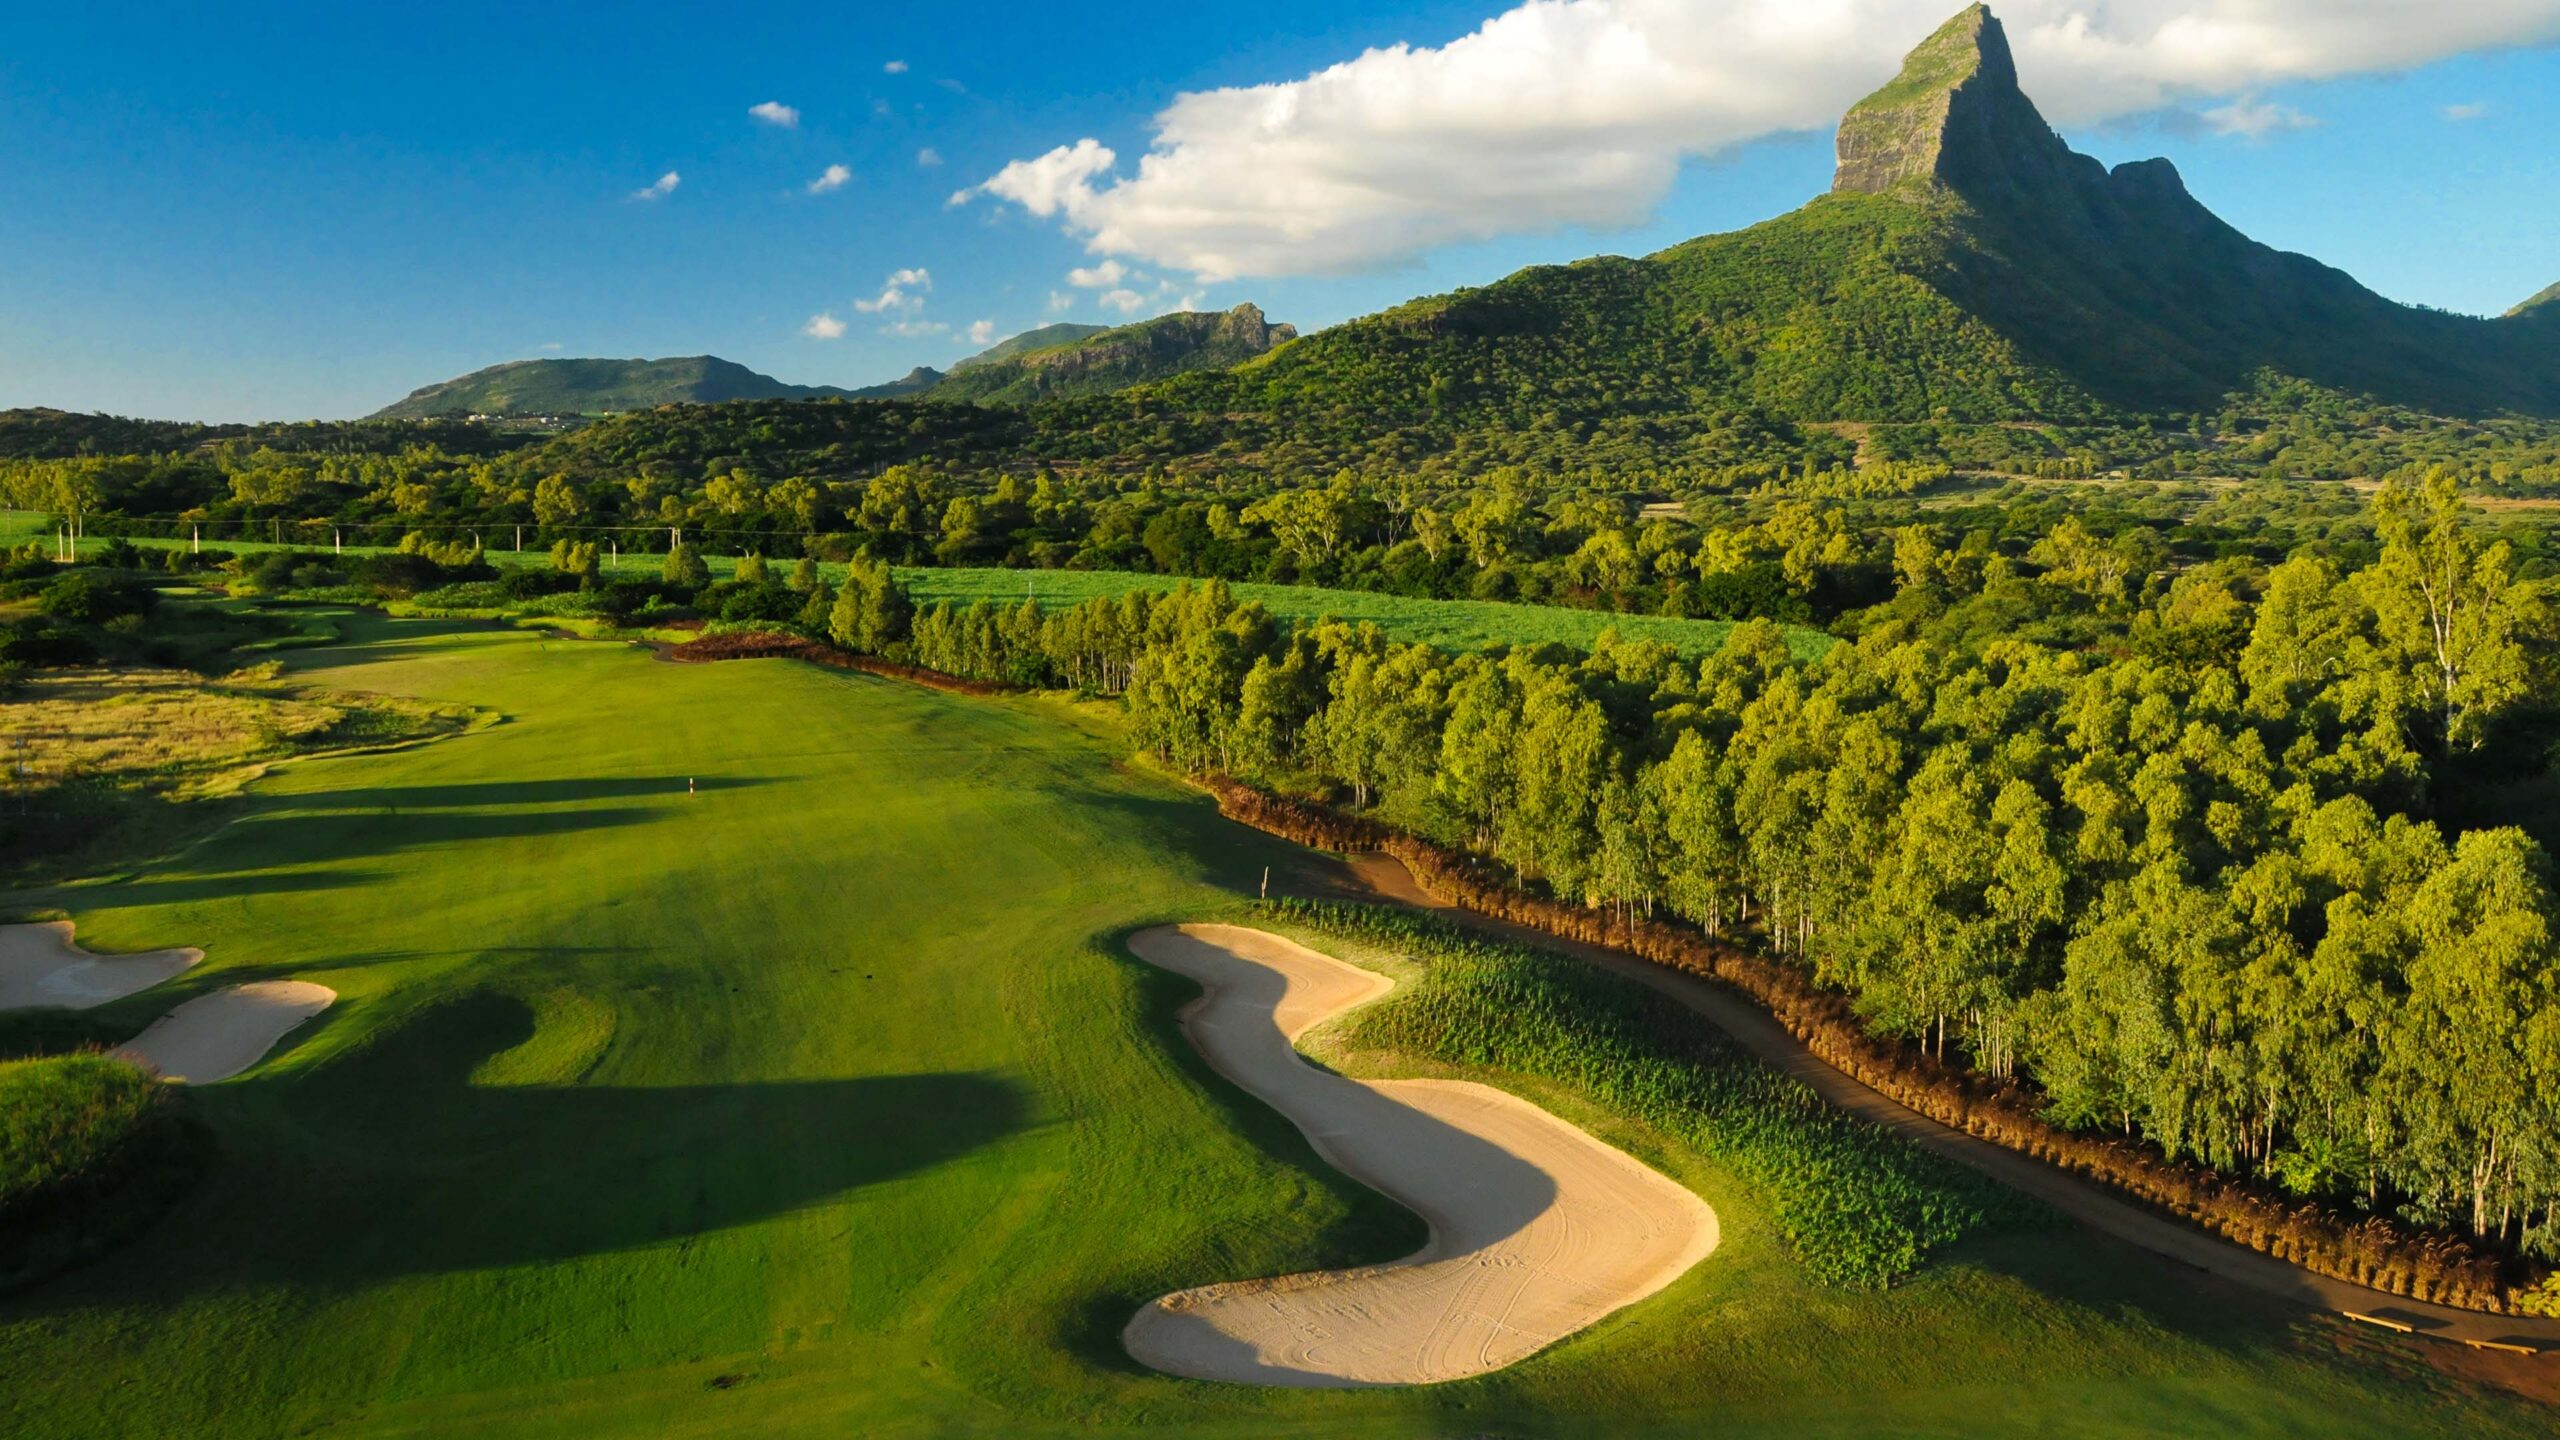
left=921, top=305, right=1298, bottom=404
left=373, top=310, right=1290, bottom=418
left=2514, top=283, right=2560, bottom=319
left=370, top=356, right=864, bottom=418
left=947, top=323, right=1112, bottom=371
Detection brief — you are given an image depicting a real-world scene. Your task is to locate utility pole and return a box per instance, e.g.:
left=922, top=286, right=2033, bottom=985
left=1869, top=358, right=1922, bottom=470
left=515, top=524, right=523, bottom=553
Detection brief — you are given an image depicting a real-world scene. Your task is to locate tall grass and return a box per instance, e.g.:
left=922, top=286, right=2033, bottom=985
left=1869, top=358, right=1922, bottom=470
left=1266, top=898, right=2042, bottom=1289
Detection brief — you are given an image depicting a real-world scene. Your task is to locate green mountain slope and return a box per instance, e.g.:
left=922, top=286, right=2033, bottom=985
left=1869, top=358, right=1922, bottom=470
left=923, top=305, right=1299, bottom=404
left=946, top=323, right=1111, bottom=371
left=371, top=356, right=860, bottom=418
left=1178, top=4, right=2560, bottom=430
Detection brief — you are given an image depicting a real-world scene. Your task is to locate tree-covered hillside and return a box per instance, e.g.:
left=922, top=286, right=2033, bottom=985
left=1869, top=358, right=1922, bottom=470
left=370, top=356, right=863, bottom=418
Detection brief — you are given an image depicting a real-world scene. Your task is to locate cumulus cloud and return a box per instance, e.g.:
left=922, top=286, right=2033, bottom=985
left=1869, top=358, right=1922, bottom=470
left=1046, top=290, right=1076, bottom=313
left=1066, top=259, right=1129, bottom=288
left=916, top=147, right=944, bottom=168
left=2444, top=101, right=2492, bottom=120
left=884, top=59, right=910, bottom=74
left=855, top=267, right=933, bottom=314
left=959, top=0, right=2560, bottom=281
left=537, top=341, right=564, bottom=352
left=748, top=100, right=801, bottom=129
left=882, top=319, right=948, bottom=337
left=967, top=319, right=998, bottom=345
left=808, top=163, right=853, bottom=195
left=1096, top=288, right=1148, bottom=314
left=803, top=312, right=848, bottom=339
left=630, top=171, right=681, bottom=201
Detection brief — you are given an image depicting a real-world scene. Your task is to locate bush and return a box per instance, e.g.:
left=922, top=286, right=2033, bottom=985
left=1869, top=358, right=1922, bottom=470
left=0, top=620, right=99, bottom=668
left=37, top=570, right=154, bottom=624
left=0, top=1054, right=201, bottom=1290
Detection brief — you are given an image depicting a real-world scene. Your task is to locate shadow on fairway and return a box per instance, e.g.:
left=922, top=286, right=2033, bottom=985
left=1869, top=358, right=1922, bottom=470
left=3, top=989, right=1031, bottom=1313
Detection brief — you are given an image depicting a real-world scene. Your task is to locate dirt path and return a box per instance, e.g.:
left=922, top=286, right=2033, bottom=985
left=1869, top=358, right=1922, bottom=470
left=117, top=981, right=335, bottom=1083
left=1307, top=853, right=2560, bottom=1353
left=1123, top=924, right=1717, bottom=1387
left=0, top=921, right=200, bottom=1010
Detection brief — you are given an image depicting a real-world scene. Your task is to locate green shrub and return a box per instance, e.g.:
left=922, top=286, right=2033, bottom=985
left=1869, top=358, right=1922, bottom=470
left=0, top=1054, right=202, bottom=1290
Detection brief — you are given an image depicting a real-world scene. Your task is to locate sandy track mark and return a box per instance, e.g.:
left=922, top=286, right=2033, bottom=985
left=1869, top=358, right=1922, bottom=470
left=119, top=981, right=336, bottom=1083
left=0, top=921, right=201, bottom=1010
left=1123, top=924, right=1717, bottom=1387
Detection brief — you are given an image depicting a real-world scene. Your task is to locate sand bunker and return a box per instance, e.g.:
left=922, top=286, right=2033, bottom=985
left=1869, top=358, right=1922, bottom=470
left=119, top=981, right=336, bottom=1083
left=0, top=921, right=201, bottom=1011
left=1123, top=924, right=1717, bottom=1387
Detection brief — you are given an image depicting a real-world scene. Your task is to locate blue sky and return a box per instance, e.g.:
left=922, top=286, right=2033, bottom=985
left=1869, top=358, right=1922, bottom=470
left=2, top=1, right=2554, bottom=421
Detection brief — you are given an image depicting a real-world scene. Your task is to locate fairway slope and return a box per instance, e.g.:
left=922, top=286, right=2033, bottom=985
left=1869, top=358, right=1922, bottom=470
left=119, top=981, right=335, bottom=1083
left=1124, top=924, right=1717, bottom=1387
left=0, top=922, right=200, bottom=1010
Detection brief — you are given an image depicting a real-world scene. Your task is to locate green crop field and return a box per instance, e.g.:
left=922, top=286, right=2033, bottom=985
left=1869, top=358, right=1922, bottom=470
left=0, top=511, right=1831, bottom=661
left=897, top=567, right=1834, bottom=661
left=0, top=611, right=2537, bottom=1437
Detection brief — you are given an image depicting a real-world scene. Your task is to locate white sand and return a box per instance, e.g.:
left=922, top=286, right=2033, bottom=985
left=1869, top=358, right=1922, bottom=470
left=118, top=981, right=336, bottom=1083
left=0, top=921, right=200, bottom=1011
left=1123, top=924, right=1718, bottom=1387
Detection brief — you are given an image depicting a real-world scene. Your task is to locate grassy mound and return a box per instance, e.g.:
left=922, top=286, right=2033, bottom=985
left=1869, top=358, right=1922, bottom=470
left=1269, top=899, right=2044, bottom=1287
left=0, top=1054, right=200, bottom=1289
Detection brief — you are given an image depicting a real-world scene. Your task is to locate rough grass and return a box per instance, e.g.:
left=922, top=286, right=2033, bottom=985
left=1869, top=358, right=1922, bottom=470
left=0, top=642, right=479, bottom=878
left=1266, top=898, right=2044, bottom=1288
left=0, top=1054, right=161, bottom=1209
left=0, top=1054, right=198, bottom=1291
left=0, top=611, right=2544, bottom=1437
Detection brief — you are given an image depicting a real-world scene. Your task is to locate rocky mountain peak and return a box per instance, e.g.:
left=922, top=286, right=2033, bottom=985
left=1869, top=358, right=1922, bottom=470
left=1832, top=5, right=2085, bottom=202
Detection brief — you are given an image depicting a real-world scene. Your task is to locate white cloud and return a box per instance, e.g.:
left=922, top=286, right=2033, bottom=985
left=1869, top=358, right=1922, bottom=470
left=1066, top=259, right=1129, bottom=289
left=808, top=163, right=853, bottom=195
left=855, top=267, right=933, bottom=314
left=2444, top=101, right=2492, bottom=121
left=916, top=147, right=944, bottom=168
left=882, top=319, right=949, bottom=338
left=749, top=100, right=801, bottom=129
left=630, top=171, right=680, bottom=201
left=803, top=312, right=848, bottom=339
left=884, top=59, right=910, bottom=74
left=967, top=137, right=1116, bottom=218
left=1097, top=288, right=1148, bottom=315
left=2200, top=95, right=2319, bottom=138
left=537, top=341, right=564, bottom=352
left=1046, top=290, right=1076, bottom=313
left=967, top=319, right=998, bottom=345
left=961, top=0, right=2560, bottom=281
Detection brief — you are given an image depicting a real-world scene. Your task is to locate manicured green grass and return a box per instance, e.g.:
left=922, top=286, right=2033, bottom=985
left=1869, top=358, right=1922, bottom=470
left=0, top=610, right=2540, bottom=1437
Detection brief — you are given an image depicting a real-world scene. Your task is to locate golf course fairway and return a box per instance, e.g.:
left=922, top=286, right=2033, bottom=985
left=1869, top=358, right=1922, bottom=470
left=0, top=611, right=2550, bottom=1439
left=1123, top=925, right=1716, bottom=1387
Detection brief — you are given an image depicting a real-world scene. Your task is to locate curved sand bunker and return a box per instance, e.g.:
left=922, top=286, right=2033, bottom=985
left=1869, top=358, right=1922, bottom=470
left=118, top=981, right=336, bottom=1084
left=1124, top=924, right=1717, bottom=1387
left=0, top=922, right=200, bottom=1010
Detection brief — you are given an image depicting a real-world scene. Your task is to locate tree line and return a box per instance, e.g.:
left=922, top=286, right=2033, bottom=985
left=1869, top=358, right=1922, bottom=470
left=822, top=472, right=2560, bottom=1270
